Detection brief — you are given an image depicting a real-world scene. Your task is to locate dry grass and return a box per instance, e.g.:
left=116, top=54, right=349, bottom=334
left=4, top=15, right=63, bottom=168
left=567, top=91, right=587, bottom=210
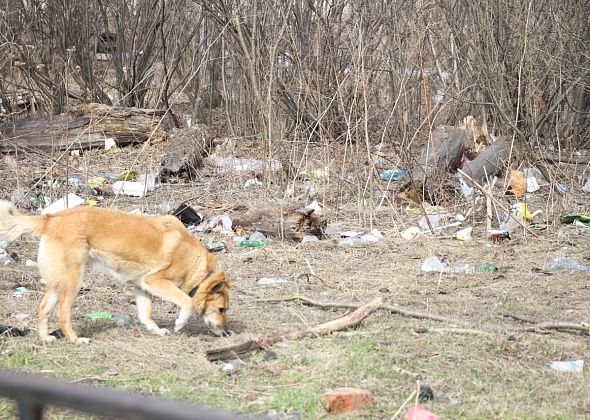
left=0, top=142, right=589, bottom=419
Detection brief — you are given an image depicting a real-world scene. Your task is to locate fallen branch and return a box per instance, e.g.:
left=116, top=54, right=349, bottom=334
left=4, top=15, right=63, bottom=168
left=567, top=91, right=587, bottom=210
left=253, top=296, right=590, bottom=337
left=206, top=297, right=383, bottom=362
left=513, top=321, right=590, bottom=333
left=254, top=295, right=472, bottom=327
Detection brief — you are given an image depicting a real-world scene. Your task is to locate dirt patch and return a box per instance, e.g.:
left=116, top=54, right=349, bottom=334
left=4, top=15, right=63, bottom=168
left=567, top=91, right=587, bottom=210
left=0, top=143, right=589, bottom=418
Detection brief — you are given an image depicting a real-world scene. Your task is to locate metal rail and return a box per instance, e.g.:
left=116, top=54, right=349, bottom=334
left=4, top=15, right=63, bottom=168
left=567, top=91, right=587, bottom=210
left=0, top=370, right=247, bottom=420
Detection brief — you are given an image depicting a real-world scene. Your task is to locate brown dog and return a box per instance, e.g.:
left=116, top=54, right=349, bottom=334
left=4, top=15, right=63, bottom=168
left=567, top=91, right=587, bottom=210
left=0, top=201, right=234, bottom=343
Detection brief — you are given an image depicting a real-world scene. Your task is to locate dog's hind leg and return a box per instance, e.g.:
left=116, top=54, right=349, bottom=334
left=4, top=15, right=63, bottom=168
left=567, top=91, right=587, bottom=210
left=38, top=287, right=58, bottom=342
left=39, top=239, right=89, bottom=344
left=135, top=287, right=170, bottom=336
left=56, top=270, right=88, bottom=344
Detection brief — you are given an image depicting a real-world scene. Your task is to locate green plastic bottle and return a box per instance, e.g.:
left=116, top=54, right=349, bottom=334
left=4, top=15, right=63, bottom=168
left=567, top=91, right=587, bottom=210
left=240, top=240, right=266, bottom=248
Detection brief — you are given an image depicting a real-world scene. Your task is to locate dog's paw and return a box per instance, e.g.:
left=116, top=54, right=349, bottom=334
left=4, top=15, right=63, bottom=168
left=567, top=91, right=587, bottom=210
left=75, top=337, right=91, bottom=344
left=173, top=324, right=186, bottom=333
left=40, top=335, right=56, bottom=343
left=153, top=327, right=170, bottom=336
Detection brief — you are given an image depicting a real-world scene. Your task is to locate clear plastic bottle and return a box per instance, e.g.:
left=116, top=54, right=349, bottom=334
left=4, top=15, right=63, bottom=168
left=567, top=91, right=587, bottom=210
left=449, top=263, right=498, bottom=274
left=547, top=257, right=590, bottom=272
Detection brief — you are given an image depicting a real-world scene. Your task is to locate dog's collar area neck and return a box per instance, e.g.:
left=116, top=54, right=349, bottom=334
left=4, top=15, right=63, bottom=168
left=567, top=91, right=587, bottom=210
left=188, top=270, right=215, bottom=298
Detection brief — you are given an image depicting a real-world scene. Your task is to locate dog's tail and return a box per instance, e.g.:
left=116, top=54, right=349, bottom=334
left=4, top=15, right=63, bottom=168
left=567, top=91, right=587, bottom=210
left=0, top=200, right=45, bottom=241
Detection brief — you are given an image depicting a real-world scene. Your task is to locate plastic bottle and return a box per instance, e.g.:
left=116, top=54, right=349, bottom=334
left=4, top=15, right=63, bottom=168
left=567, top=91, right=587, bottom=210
left=448, top=263, right=498, bottom=274
left=240, top=240, right=265, bottom=248
left=547, top=257, right=590, bottom=272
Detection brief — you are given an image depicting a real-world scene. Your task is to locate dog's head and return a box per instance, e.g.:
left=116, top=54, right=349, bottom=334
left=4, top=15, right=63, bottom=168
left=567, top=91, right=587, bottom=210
left=192, top=271, right=235, bottom=336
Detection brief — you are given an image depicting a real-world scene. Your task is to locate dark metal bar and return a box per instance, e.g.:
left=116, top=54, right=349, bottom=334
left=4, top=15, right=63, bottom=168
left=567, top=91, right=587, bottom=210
left=0, top=370, right=249, bottom=420
left=16, top=398, right=43, bottom=420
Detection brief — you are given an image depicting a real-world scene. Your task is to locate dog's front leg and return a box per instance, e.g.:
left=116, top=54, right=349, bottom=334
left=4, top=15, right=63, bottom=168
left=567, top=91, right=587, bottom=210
left=140, top=276, right=194, bottom=333
left=135, top=287, right=170, bottom=336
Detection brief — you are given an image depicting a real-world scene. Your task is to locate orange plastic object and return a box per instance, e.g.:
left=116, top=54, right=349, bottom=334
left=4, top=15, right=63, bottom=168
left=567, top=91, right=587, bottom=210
left=510, top=171, right=527, bottom=197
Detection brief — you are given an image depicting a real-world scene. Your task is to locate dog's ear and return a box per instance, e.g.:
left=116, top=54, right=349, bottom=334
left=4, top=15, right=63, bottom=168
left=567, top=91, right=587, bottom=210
left=211, top=280, right=226, bottom=293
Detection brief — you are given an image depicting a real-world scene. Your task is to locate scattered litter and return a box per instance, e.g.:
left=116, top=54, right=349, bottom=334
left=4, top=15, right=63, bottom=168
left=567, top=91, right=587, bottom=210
left=458, top=176, right=474, bottom=198
left=207, top=213, right=233, bottom=232
left=0, top=325, right=30, bottom=337
left=419, top=212, right=463, bottom=232
left=421, top=256, right=447, bottom=273
left=324, top=223, right=342, bottom=236
left=240, top=240, right=266, bottom=248
left=489, top=230, right=511, bottom=241
left=302, top=167, right=329, bottom=181
left=404, top=404, right=440, bottom=420
left=137, top=172, right=160, bottom=189
left=448, top=262, right=498, bottom=274
left=530, top=224, right=548, bottom=230
left=67, top=174, right=85, bottom=187
left=112, top=182, right=149, bottom=197
left=454, top=227, right=472, bottom=241
left=550, top=360, right=584, bottom=373
left=509, top=171, right=527, bottom=197
left=547, top=257, right=590, bottom=272
left=104, top=137, right=117, bottom=150
left=42, top=193, right=85, bottom=214
left=379, top=168, right=405, bottom=181
left=114, top=315, right=133, bottom=328
left=419, top=213, right=444, bottom=230
left=526, top=176, right=540, bottom=193
left=418, top=384, right=435, bottom=402
left=206, top=241, right=226, bottom=253
left=338, top=229, right=382, bottom=247
left=83, top=312, right=113, bottom=320
left=560, top=213, right=590, bottom=228
left=556, top=183, right=570, bottom=193
left=257, top=277, right=289, bottom=286
left=204, top=154, right=282, bottom=171
left=171, top=204, right=203, bottom=226
left=11, top=286, right=28, bottom=298
left=11, top=313, right=30, bottom=321
left=304, top=200, right=322, bottom=215
left=511, top=203, right=532, bottom=221
left=249, top=231, right=266, bottom=241
left=401, top=226, right=421, bottom=240
left=301, top=235, right=320, bottom=243
left=117, top=171, right=140, bottom=181
left=421, top=256, right=498, bottom=274
left=582, top=177, right=590, bottom=193
left=244, top=178, right=263, bottom=188
left=304, top=180, right=318, bottom=197
left=0, top=251, right=15, bottom=266
left=50, top=329, right=64, bottom=339
left=222, top=359, right=242, bottom=375
left=112, top=173, right=159, bottom=197
left=87, top=176, right=109, bottom=189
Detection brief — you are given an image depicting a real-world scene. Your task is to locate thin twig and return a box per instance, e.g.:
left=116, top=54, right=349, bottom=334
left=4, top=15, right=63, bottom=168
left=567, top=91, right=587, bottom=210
left=457, top=168, right=540, bottom=238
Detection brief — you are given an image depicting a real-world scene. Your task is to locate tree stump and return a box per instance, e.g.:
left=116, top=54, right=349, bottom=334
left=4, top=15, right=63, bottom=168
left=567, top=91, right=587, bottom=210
left=232, top=203, right=325, bottom=241
left=160, top=124, right=214, bottom=180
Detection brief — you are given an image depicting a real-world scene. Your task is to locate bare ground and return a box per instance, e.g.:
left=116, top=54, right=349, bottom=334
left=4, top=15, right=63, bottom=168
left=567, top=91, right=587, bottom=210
left=0, top=142, right=589, bottom=419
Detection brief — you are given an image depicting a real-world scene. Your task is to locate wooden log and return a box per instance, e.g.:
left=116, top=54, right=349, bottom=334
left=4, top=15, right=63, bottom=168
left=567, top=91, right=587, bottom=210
left=458, top=138, right=509, bottom=185
left=160, top=124, right=213, bottom=180
left=399, top=126, right=471, bottom=192
left=232, top=204, right=325, bottom=241
left=0, top=103, right=167, bottom=154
